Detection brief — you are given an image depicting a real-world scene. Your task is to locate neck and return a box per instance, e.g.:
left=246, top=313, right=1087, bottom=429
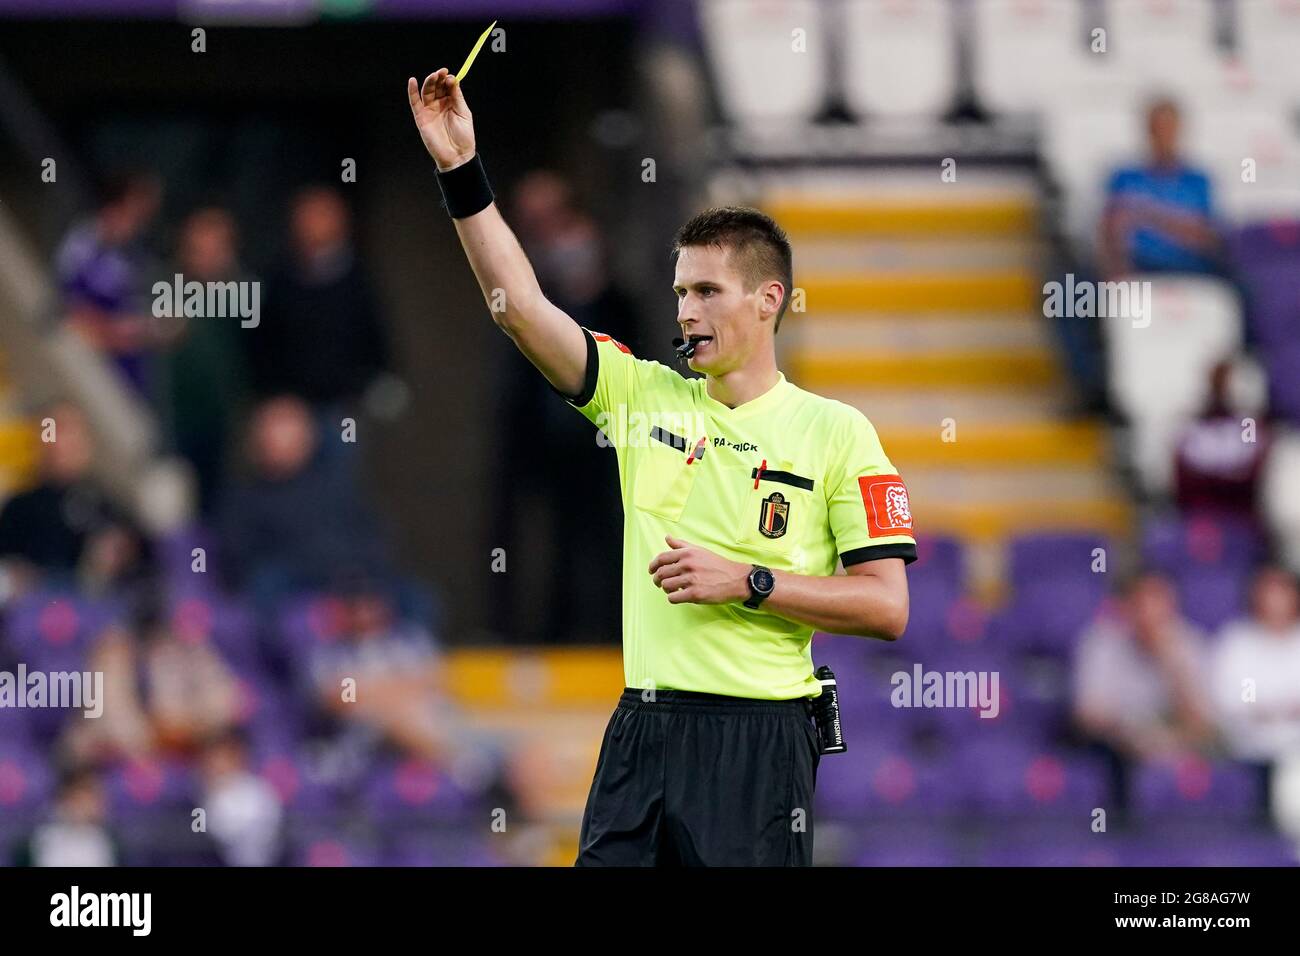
left=706, top=356, right=781, bottom=409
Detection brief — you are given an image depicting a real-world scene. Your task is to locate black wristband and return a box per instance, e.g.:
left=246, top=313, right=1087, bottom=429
left=436, top=152, right=494, bottom=219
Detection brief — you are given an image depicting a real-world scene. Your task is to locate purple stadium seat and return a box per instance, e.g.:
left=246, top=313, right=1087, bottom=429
left=157, top=523, right=221, bottom=585
left=105, top=757, right=196, bottom=820
left=166, top=588, right=261, bottom=671
left=362, top=757, right=475, bottom=820
left=0, top=741, right=54, bottom=814
left=977, top=837, right=1122, bottom=867
left=1008, top=533, right=1112, bottom=585
left=911, top=534, right=965, bottom=588
left=1141, top=512, right=1266, bottom=573
left=4, top=590, right=126, bottom=674
left=380, top=833, right=507, bottom=866
left=1240, top=262, right=1300, bottom=348
left=292, top=835, right=380, bottom=867
left=1175, top=564, right=1248, bottom=633
left=1130, top=757, right=1263, bottom=822
left=815, top=740, right=966, bottom=819
left=256, top=751, right=345, bottom=816
left=854, top=835, right=963, bottom=866
left=1117, top=826, right=1298, bottom=866
left=1230, top=220, right=1300, bottom=266
left=1266, top=343, right=1300, bottom=422
left=958, top=739, right=1109, bottom=816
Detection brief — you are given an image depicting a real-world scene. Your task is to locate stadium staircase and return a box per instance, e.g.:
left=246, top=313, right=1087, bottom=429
left=759, top=168, right=1133, bottom=603
left=0, top=349, right=36, bottom=498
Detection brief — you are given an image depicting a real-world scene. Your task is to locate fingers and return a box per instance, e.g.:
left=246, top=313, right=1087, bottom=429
left=406, top=77, right=421, bottom=115
left=657, top=572, right=692, bottom=593
left=649, top=557, right=682, bottom=586
left=420, top=68, right=449, bottom=105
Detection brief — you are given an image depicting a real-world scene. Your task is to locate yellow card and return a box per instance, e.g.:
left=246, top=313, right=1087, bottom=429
left=454, top=20, right=497, bottom=84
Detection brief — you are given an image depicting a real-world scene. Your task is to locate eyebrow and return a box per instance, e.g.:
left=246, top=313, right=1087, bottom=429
left=672, top=280, right=722, bottom=293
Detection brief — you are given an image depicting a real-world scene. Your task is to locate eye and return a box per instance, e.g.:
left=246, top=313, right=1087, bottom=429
left=700, top=288, right=714, bottom=297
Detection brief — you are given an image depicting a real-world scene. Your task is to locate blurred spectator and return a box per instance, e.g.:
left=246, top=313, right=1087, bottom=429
left=216, top=395, right=392, bottom=608
left=158, top=206, right=254, bottom=516
left=1211, top=565, right=1300, bottom=763
left=1174, top=359, right=1272, bottom=523
left=307, top=584, right=452, bottom=763
left=1073, top=570, right=1216, bottom=810
left=140, top=598, right=243, bottom=756
left=0, top=402, right=148, bottom=600
left=490, top=170, right=638, bottom=644
left=61, top=625, right=154, bottom=767
left=198, top=729, right=285, bottom=867
left=1098, top=98, right=1222, bottom=279
left=305, top=583, right=519, bottom=814
left=247, top=186, right=390, bottom=411
left=12, top=767, right=117, bottom=867
left=55, top=169, right=165, bottom=396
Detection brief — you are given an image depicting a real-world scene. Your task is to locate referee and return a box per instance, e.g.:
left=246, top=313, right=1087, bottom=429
left=409, top=68, right=916, bottom=866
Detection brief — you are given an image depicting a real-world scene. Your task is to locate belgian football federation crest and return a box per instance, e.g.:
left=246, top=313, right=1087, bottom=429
left=759, top=491, right=790, bottom=539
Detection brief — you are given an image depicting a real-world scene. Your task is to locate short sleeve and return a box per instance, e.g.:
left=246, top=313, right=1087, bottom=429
left=548, top=327, right=639, bottom=427
left=826, top=412, right=917, bottom=567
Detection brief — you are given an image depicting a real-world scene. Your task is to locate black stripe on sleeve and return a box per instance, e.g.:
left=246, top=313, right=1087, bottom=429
left=841, top=542, right=918, bottom=567
left=547, top=326, right=599, bottom=407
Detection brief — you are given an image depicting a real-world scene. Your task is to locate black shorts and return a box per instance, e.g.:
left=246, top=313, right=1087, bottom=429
left=575, top=687, right=821, bottom=867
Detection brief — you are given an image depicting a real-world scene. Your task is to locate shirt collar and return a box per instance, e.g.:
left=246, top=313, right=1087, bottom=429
left=700, top=371, right=790, bottom=420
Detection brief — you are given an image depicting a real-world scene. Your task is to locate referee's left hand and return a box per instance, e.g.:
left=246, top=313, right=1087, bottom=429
left=649, top=535, right=749, bottom=605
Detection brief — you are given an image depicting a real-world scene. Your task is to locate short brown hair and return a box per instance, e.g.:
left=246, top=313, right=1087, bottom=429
left=671, top=206, right=794, bottom=334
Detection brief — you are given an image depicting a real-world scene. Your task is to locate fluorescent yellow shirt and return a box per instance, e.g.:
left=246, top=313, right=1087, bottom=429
left=553, top=327, right=917, bottom=700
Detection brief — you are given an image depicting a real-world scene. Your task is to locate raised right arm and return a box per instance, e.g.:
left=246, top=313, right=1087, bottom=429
left=407, top=68, right=588, bottom=399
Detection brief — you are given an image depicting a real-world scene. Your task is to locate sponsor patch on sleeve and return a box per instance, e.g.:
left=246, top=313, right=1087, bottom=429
left=858, top=474, right=914, bottom=538
left=591, top=332, right=632, bottom=355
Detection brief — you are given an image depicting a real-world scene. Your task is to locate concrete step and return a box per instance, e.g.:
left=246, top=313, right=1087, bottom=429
left=902, top=466, right=1123, bottom=506
left=793, top=236, right=1044, bottom=274
left=790, top=349, right=1059, bottom=389
left=799, top=271, right=1040, bottom=312
left=818, top=386, right=1073, bottom=428
left=876, top=421, right=1111, bottom=468
left=764, top=197, right=1038, bottom=239
left=787, top=312, right=1052, bottom=353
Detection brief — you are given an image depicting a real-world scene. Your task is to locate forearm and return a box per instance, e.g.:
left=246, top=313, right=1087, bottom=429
left=760, top=568, right=906, bottom=641
left=449, top=193, right=546, bottom=330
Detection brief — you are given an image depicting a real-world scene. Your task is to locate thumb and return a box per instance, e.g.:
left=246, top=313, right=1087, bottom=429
left=665, top=535, right=690, bottom=549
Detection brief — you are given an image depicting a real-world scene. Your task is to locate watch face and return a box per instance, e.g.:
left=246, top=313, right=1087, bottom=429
left=753, top=568, right=775, bottom=594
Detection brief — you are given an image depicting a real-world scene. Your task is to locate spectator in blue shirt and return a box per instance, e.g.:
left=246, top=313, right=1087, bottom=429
left=1099, top=98, right=1223, bottom=279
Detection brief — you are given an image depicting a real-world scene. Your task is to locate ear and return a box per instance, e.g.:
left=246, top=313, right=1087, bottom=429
left=758, top=278, right=784, bottom=321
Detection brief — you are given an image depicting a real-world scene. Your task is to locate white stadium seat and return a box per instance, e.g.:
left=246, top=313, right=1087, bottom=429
left=1261, top=428, right=1300, bottom=574
left=1183, top=103, right=1300, bottom=224
left=1041, top=106, right=1139, bottom=252
left=971, top=0, right=1089, bottom=116
left=1103, top=0, right=1221, bottom=100
left=699, top=0, right=827, bottom=127
left=1105, top=276, right=1244, bottom=494
left=1236, top=0, right=1300, bottom=106
left=841, top=0, right=957, bottom=119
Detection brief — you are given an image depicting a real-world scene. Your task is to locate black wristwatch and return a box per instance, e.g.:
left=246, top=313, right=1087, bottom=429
left=744, top=565, right=775, bottom=609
